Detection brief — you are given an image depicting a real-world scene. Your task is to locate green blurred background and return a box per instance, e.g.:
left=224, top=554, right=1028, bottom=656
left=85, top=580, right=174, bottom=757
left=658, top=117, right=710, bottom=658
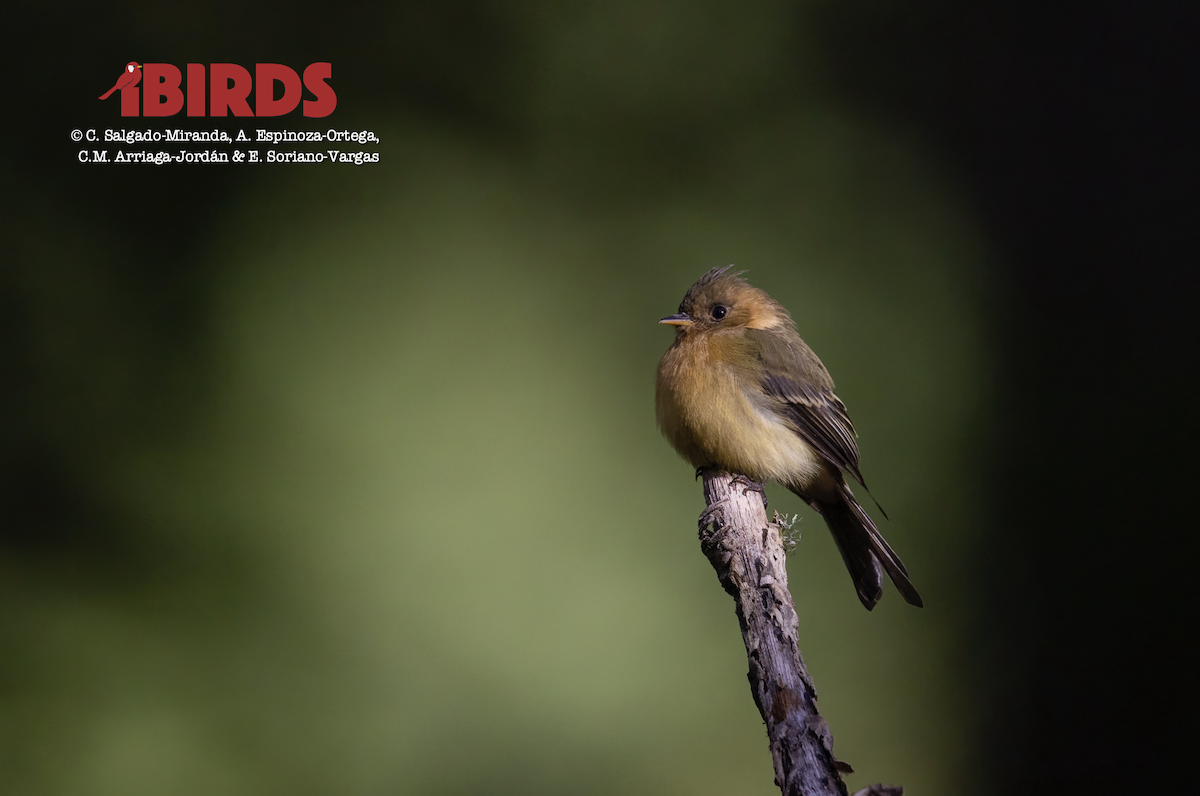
left=3, top=2, right=1194, bottom=795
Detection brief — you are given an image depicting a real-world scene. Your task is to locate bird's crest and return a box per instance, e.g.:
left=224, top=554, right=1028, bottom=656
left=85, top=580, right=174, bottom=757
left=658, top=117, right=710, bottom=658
left=679, top=265, right=749, bottom=313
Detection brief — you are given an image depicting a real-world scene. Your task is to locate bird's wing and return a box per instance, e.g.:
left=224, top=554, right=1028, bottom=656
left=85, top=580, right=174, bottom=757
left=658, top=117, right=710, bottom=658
left=746, top=328, right=868, bottom=488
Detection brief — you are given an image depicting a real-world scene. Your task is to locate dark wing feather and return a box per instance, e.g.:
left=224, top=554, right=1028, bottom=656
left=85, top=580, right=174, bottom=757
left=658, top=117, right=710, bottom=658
left=746, top=328, right=868, bottom=489
left=765, top=374, right=869, bottom=489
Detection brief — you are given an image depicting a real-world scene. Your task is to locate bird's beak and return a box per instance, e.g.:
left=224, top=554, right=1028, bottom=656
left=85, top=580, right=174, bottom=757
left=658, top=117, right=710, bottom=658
left=137, top=64, right=143, bottom=69
left=659, top=313, right=694, bottom=327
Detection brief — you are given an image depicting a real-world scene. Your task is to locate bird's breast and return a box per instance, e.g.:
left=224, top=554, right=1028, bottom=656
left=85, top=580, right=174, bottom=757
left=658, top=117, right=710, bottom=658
left=655, top=334, right=822, bottom=488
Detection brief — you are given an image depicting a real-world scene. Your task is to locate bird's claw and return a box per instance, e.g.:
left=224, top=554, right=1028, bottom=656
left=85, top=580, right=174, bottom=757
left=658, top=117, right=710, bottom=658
left=698, top=498, right=728, bottom=532
left=729, top=474, right=768, bottom=508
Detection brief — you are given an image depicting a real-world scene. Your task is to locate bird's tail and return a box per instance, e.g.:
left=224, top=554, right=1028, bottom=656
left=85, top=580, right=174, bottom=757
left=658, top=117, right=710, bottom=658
left=812, top=486, right=923, bottom=611
left=99, top=87, right=117, bottom=100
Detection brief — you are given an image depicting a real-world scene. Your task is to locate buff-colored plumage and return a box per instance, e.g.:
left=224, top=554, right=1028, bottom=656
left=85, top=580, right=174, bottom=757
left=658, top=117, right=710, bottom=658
left=656, top=266, right=922, bottom=610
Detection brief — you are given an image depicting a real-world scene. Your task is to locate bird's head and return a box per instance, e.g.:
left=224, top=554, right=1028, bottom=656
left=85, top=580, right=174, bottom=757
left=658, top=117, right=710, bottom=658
left=126, top=62, right=142, bottom=73
left=660, top=265, right=790, bottom=337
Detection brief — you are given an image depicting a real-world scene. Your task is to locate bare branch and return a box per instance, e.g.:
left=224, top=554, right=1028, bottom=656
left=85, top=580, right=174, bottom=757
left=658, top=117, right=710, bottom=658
left=697, top=470, right=903, bottom=796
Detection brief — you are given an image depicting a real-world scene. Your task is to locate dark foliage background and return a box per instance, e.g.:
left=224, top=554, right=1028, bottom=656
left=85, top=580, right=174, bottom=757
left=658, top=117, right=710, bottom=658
left=816, top=3, right=1198, bottom=792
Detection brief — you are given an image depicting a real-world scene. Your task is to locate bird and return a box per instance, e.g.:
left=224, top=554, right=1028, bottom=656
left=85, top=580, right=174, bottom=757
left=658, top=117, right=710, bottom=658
left=655, top=265, right=923, bottom=610
left=99, top=62, right=142, bottom=100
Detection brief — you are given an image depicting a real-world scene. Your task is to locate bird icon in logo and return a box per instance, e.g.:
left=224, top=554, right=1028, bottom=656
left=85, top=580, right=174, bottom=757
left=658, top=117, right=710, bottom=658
left=99, top=62, right=142, bottom=100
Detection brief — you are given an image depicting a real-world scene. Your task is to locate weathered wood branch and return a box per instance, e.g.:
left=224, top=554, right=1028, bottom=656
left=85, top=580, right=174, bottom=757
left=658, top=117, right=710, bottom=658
left=697, top=469, right=903, bottom=796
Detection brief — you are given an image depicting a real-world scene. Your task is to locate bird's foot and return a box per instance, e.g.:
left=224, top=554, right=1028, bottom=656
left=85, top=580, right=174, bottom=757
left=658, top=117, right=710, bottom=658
left=729, top=474, right=768, bottom=508
left=697, top=498, right=729, bottom=533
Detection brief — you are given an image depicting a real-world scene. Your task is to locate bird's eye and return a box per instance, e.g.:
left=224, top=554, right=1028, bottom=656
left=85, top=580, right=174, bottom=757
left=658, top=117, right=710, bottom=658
left=711, top=304, right=728, bottom=320
left=128, top=64, right=135, bottom=72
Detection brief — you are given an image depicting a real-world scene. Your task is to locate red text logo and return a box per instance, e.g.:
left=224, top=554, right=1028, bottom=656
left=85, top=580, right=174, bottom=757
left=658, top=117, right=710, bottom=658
left=101, top=63, right=336, bottom=118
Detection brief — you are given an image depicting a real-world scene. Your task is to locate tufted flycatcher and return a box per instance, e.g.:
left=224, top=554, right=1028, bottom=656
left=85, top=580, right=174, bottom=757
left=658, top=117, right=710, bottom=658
left=656, top=265, right=923, bottom=610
